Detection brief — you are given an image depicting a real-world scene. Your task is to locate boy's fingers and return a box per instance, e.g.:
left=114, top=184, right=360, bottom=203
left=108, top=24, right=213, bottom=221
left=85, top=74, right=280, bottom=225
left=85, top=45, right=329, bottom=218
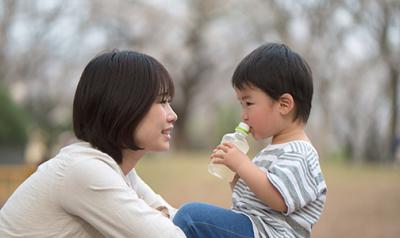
left=216, top=145, right=228, bottom=153
left=211, top=157, right=224, bottom=164
left=222, top=142, right=234, bottom=148
left=211, top=152, right=224, bottom=159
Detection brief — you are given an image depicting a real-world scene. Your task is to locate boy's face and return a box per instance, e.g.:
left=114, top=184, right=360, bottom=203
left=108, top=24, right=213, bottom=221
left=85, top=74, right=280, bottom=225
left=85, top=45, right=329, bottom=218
left=235, top=85, right=284, bottom=140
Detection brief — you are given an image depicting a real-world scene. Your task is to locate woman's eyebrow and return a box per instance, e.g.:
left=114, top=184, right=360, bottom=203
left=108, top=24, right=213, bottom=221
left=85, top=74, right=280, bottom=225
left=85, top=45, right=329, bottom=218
left=157, top=92, right=172, bottom=101
left=157, top=92, right=169, bottom=97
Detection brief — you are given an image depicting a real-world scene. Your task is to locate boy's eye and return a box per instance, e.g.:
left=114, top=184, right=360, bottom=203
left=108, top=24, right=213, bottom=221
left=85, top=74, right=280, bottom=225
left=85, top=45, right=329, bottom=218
left=241, top=101, right=253, bottom=106
left=239, top=101, right=253, bottom=108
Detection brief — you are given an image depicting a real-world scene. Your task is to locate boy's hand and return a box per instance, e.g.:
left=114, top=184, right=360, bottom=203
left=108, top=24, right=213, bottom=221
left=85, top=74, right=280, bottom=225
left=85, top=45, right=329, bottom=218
left=210, top=142, right=250, bottom=173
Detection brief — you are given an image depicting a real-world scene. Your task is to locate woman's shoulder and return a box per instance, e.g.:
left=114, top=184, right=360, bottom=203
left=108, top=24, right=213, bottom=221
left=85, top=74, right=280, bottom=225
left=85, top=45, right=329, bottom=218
left=55, top=142, right=126, bottom=186
left=59, top=142, right=120, bottom=169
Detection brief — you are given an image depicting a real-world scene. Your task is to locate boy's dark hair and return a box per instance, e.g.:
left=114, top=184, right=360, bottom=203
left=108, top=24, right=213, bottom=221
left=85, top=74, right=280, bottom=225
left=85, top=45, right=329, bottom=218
left=232, top=43, right=313, bottom=123
left=73, top=50, right=174, bottom=164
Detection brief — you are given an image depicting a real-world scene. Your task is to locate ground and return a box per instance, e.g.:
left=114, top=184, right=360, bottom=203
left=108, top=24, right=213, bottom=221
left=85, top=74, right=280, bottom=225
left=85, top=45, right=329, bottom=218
left=1, top=151, right=399, bottom=237
left=137, top=152, right=400, bottom=238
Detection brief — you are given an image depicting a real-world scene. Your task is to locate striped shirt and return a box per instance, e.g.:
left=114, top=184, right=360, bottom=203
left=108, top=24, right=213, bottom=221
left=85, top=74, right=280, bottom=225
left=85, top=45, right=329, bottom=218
left=232, top=141, right=327, bottom=238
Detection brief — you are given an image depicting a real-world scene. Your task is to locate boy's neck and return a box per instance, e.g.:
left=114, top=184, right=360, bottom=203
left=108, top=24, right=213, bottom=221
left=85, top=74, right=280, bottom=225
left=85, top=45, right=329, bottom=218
left=271, top=121, right=309, bottom=145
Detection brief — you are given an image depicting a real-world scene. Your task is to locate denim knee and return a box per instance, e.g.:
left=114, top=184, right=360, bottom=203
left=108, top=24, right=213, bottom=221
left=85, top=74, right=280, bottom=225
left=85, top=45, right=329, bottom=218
left=173, top=202, right=202, bottom=223
left=173, top=202, right=202, bottom=233
left=174, top=202, right=254, bottom=238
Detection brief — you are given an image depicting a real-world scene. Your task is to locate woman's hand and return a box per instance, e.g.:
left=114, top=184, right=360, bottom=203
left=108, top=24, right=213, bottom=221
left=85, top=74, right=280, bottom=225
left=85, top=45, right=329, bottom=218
left=210, top=142, right=251, bottom=173
left=156, top=206, right=170, bottom=218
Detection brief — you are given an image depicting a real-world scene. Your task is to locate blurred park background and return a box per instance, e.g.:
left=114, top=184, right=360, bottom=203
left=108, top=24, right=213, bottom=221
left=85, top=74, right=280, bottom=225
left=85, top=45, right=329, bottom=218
left=0, top=0, right=399, bottom=237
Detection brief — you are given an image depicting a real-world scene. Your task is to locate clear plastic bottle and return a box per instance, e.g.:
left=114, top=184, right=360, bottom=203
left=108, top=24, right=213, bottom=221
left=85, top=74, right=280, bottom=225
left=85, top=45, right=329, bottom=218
left=208, top=122, right=250, bottom=181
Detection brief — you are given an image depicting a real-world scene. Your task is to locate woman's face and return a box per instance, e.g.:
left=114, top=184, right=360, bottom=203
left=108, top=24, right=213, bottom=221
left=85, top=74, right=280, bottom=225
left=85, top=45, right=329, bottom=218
left=134, top=96, right=178, bottom=151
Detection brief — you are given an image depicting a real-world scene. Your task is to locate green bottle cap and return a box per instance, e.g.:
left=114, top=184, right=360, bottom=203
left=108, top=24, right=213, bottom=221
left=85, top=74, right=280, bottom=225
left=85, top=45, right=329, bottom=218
left=235, top=122, right=249, bottom=135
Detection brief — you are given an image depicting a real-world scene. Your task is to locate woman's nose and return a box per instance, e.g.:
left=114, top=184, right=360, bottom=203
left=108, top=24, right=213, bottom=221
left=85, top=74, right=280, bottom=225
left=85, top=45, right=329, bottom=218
left=167, top=105, right=178, bottom=122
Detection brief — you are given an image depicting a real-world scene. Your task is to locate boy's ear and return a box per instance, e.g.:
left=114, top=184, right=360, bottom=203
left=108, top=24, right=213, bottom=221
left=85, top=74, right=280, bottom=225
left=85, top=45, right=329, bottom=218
left=278, top=93, right=295, bottom=115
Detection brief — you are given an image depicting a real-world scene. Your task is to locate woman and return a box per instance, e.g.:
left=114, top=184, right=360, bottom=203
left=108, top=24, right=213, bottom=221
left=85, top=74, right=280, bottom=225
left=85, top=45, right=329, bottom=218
left=0, top=50, right=186, bottom=237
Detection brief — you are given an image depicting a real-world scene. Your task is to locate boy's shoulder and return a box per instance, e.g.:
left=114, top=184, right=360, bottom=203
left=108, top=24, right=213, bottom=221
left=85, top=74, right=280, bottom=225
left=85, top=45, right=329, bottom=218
left=258, top=140, right=318, bottom=159
left=254, top=140, right=320, bottom=171
left=286, top=140, right=317, bottom=155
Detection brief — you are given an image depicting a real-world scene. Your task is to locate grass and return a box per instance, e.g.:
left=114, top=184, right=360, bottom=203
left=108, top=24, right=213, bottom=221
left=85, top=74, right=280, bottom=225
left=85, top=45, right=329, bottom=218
left=0, top=165, right=36, bottom=205
left=136, top=151, right=233, bottom=207
left=137, top=152, right=400, bottom=238
left=1, top=151, right=400, bottom=237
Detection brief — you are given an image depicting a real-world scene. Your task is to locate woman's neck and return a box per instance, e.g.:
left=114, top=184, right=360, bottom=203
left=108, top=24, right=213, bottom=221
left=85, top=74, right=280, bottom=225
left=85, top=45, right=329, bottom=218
left=120, top=149, right=145, bottom=175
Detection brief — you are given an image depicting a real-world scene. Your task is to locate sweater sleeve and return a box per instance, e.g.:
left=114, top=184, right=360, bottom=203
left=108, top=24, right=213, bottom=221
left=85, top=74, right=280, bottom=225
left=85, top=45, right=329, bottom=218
left=59, top=159, right=186, bottom=238
left=127, top=170, right=178, bottom=219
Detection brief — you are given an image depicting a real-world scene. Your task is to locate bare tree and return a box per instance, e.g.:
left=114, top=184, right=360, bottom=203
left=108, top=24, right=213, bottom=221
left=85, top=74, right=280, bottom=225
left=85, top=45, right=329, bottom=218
left=349, top=0, right=400, bottom=161
left=170, top=0, right=223, bottom=148
left=223, top=0, right=350, bottom=156
left=0, top=0, right=17, bottom=82
left=0, top=0, right=94, bottom=161
left=376, top=1, right=400, bottom=161
left=216, top=0, right=399, bottom=163
left=1, top=0, right=398, bottom=163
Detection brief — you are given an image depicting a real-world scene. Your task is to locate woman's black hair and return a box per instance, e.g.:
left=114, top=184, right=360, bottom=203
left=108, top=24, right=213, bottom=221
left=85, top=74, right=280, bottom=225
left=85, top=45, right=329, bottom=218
left=73, top=50, right=174, bottom=163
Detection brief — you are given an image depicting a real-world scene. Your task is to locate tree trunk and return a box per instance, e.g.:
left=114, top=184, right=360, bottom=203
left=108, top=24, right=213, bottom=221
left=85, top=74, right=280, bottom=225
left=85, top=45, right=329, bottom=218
left=388, top=66, right=399, bottom=161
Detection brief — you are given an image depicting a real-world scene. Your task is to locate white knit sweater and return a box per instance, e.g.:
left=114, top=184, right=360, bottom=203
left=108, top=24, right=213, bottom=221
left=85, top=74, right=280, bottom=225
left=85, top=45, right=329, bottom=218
left=0, top=142, right=185, bottom=238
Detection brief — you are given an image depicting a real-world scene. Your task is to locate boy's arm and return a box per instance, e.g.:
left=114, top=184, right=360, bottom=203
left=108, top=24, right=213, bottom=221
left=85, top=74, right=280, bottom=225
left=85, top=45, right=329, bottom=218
left=229, top=174, right=240, bottom=190
left=236, top=160, right=287, bottom=212
left=211, top=142, right=287, bottom=212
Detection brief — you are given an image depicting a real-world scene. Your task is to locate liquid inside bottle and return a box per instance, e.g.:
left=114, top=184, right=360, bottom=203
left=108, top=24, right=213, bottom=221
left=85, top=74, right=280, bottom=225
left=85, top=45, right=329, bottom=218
left=208, top=122, right=249, bottom=181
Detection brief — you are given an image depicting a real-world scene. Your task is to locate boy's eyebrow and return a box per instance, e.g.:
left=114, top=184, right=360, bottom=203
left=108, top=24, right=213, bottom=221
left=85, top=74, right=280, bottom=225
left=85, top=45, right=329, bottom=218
left=237, top=95, right=251, bottom=100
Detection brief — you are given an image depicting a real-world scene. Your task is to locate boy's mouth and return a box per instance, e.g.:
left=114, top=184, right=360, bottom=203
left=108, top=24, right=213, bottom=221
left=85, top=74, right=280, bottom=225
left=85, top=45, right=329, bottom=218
left=249, top=127, right=256, bottom=137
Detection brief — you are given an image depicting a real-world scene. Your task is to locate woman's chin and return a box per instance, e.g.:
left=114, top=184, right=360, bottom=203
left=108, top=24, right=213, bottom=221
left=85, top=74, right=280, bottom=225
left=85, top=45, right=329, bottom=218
left=154, top=143, right=170, bottom=152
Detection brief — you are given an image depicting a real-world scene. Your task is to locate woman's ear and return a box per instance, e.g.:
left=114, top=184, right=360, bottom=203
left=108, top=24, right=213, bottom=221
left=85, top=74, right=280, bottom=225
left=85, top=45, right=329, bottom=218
left=278, top=93, right=295, bottom=115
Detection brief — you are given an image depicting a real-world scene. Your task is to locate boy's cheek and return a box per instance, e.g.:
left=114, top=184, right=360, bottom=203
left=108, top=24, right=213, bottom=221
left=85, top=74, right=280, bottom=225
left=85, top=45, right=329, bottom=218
left=250, top=131, right=260, bottom=140
left=250, top=128, right=260, bottom=139
left=251, top=130, right=269, bottom=141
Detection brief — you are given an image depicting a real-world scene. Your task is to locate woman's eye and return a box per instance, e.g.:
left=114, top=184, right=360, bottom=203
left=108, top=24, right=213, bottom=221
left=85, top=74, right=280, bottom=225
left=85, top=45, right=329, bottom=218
left=160, top=98, right=172, bottom=105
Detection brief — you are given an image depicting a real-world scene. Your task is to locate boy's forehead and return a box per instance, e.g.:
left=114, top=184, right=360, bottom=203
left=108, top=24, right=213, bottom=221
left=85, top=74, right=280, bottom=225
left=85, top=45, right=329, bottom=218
left=235, top=84, right=259, bottom=95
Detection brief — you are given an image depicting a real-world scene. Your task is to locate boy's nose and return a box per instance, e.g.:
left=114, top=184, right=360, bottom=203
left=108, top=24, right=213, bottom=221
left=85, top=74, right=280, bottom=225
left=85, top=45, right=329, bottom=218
left=242, top=112, right=248, bottom=122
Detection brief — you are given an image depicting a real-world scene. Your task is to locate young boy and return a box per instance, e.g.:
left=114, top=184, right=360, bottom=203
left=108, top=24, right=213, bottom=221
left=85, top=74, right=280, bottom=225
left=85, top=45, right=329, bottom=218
left=173, top=43, right=327, bottom=238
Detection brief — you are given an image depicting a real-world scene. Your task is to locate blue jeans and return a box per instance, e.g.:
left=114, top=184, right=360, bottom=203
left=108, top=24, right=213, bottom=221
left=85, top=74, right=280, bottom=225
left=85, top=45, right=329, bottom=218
left=173, top=202, right=254, bottom=238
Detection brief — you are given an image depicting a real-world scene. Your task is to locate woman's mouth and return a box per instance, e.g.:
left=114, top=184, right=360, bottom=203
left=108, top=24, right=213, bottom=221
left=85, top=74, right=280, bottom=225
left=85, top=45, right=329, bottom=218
left=161, top=127, right=173, bottom=139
